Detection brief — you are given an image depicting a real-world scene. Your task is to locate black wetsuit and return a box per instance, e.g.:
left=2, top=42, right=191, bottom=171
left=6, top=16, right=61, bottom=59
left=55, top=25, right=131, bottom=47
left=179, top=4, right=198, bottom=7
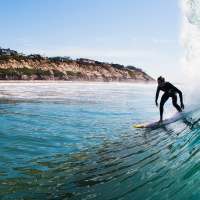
left=155, top=82, right=183, bottom=120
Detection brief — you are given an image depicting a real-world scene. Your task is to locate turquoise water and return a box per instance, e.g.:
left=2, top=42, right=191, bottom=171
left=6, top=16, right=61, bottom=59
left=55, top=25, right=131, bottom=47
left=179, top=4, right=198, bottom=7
left=0, top=81, right=200, bottom=199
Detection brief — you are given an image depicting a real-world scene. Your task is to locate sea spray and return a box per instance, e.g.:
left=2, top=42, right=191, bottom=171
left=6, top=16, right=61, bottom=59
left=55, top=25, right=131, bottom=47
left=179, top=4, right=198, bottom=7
left=181, top=0, right=200, bottom=104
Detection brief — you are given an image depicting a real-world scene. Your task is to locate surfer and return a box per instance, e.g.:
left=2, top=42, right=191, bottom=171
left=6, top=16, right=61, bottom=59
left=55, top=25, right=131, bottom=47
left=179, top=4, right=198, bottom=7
left=155, top=76, right=184, bottom=122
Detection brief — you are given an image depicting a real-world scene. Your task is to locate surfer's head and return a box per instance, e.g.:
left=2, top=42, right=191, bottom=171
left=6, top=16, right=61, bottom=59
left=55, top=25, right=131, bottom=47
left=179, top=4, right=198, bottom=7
left=157, top=76, right=165, bottom=86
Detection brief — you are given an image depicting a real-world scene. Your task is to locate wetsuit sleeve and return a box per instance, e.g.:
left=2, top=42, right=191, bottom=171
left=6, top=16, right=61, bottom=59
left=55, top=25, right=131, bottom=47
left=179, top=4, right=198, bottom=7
left=155, top=86, right=160, bottom=103
left=168, top=83, right=183, bottom=104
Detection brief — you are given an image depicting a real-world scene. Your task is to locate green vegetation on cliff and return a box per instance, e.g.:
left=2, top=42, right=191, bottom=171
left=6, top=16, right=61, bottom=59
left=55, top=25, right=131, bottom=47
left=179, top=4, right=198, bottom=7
left=0, top=48, right=154, bottom=81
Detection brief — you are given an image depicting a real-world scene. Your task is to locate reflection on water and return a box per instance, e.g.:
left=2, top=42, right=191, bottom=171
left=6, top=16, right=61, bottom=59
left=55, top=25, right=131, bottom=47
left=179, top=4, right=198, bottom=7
left=0, top=82, right=200, bottom=199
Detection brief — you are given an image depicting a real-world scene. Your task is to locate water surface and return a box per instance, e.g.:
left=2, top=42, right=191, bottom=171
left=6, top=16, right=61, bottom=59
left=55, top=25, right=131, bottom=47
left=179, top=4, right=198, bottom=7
left=0, top=81, right=199, bottom=200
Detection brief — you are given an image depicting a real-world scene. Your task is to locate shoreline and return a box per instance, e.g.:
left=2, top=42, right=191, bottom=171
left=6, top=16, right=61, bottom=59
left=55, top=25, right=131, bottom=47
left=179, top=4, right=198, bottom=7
left=0, top=80, right=156, bottom=84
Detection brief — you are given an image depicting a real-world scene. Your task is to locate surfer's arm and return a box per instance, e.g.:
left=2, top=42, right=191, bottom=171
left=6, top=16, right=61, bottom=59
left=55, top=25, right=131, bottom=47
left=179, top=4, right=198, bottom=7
left=178, top=90, right=183, bottom=104
left=177, top=90, right=184, bottom=108
left=155, top=87, right=160, bottom=106
left=169, top=83, right=184, bottom=108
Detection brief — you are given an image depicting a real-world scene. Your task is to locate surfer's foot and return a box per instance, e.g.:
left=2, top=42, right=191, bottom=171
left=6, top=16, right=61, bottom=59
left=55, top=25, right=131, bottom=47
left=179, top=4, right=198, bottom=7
left=158, top=119, right=163, bottom=123
left=178, top=109, right=182, bottom=112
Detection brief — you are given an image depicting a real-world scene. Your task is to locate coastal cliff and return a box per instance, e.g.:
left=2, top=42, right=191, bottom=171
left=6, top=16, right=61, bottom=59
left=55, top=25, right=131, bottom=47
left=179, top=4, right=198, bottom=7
left=0, top=48, right=154, bottom=82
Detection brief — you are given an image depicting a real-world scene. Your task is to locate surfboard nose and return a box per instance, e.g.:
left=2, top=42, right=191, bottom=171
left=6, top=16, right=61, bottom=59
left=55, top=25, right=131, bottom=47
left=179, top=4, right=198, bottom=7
left=133, top=124, right=145, bottom=128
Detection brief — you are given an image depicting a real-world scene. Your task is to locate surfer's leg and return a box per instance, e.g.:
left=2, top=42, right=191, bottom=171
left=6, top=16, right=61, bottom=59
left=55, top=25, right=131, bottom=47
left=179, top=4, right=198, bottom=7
left=172, top=94, right=182, bottom=112
left=160, top=93, right=169, bottom=121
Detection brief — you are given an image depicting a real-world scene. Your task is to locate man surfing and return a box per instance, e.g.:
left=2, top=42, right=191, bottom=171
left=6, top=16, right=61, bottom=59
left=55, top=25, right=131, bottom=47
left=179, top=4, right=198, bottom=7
left=155, top=76, right=184, bottom=122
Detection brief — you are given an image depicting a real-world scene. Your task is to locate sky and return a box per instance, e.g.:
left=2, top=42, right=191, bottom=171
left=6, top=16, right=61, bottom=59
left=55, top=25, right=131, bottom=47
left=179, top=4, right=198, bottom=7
left=0, top=0, right=183, bottom=81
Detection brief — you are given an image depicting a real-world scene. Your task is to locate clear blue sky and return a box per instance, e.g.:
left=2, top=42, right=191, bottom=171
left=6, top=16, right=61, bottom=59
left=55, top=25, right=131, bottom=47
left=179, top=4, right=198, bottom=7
left=0, top=0, right=183, bottom=80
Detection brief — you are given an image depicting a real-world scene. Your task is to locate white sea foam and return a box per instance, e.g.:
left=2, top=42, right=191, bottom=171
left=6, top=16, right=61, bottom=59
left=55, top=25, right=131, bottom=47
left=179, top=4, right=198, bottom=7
left=180, top=0, right=200, bottom=105
left=0, top=81, right=155, bottom=101
left=181, top=0, right=200, bottom=91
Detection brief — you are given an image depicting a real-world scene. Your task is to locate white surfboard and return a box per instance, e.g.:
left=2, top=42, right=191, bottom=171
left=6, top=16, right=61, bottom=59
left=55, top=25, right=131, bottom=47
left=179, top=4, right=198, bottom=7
left=133, top=112, right=184, bottom=129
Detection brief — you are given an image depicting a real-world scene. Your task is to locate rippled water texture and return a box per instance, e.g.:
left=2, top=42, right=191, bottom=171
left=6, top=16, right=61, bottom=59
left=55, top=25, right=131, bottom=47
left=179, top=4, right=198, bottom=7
left=0, top=81, right=199, bottom=200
